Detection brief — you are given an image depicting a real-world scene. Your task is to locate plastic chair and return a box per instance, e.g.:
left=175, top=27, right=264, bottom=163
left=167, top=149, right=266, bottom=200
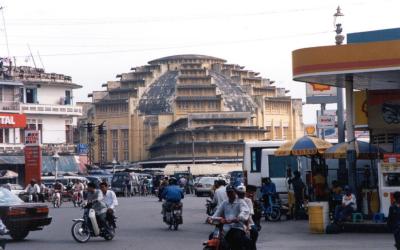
left=352, top=212, right=363, bottom=223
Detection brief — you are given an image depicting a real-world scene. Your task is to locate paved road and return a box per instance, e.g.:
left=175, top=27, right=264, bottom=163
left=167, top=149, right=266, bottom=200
left=6, top=196, right=396, bottom=250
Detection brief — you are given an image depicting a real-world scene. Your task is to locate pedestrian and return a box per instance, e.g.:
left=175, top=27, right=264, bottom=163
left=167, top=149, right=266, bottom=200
left=334, top=186, right=357, bottom=223
left=288, top=170, right=305, bottom=219
left=388, top=191, right=400, bottom=250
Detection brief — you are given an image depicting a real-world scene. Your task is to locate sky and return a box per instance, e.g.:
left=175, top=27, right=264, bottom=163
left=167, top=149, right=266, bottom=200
left=0, top=0, right=399, bottom=123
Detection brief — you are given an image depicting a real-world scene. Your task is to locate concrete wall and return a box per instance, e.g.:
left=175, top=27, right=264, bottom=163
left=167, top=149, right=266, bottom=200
left=42, top=116, right=67, bottom=144
left=37, top=86, right=72, bottom=105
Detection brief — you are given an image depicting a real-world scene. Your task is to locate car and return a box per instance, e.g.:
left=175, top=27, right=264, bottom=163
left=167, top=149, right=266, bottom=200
left=2, top=184, right=24, bottom=196
left=0, top=187, right=52, bottom=240
left=194, top=176, right=221, bottom=197
left=111, top=172, right=138, bottom=196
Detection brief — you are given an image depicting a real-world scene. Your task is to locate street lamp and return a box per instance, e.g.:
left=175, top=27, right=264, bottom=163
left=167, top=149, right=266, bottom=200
left=52, top=152, right=60, bottom=181
left=334, top=6, right=344, bottom=45
left=112, top=158, right=117, bottom=174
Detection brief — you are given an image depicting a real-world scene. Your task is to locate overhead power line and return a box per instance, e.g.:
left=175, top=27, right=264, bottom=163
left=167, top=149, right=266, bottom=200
left=12, top=30, right=331, bottom=58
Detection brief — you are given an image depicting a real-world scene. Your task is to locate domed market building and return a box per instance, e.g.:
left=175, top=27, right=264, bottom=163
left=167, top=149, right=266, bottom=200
left=88, top=54, right=304, bottom=166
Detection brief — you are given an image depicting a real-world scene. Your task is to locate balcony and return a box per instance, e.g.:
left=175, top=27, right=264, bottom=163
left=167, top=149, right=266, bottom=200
left=0, top=102, right=20, bottom=113
left=21, top=103, right=82, bottom=116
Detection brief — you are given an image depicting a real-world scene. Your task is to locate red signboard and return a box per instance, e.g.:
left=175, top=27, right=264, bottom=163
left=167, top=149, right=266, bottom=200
left=0, top=113, right=26, bottom=128
left=383, top=153, right=400, bottom=163
left=24, top=146, right=42, bottom=186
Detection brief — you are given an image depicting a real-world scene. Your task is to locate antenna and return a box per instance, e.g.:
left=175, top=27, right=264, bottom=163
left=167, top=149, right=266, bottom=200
left=37, top=51, right=45, bottom=70
left=0, top=6, right=10, bottom=58
left=27, top=44, right=37, bottom=68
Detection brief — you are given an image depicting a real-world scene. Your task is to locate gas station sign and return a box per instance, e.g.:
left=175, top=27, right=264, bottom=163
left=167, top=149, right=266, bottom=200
left=0, top=113, right=26, bottom=128
left=24, top=130, right=42, bottom=186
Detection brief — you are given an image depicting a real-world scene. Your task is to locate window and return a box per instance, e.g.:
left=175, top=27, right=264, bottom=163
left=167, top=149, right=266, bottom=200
left=111, top=130, right=118, bottom=161
left=65, top=90, right=72, bottom=105
left=268, top=155, right=298, bottom=178
left=250, top=148, right=261, bottom=173
left=121, top=129, right=129, bottom=161
left=26, top=88, right=37, bottom=104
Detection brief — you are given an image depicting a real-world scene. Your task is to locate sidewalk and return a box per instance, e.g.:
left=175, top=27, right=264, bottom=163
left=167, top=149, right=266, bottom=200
left=257, top=220, right=394, bottom=250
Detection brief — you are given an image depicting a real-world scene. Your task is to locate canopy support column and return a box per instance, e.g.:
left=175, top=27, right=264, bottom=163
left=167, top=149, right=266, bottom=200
left=345, top=76, right=357, bottom=190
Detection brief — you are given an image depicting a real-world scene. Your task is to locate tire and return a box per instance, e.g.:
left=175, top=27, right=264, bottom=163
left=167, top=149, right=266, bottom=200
left=10, top=230, right=29, bottom=241
left=173, top=220, right=179, bottom=231
left=267, top=207, right=281, bottom=222
left=203, top=247, right=214, bottom=250
left=71, top=221, right=90, bottom=243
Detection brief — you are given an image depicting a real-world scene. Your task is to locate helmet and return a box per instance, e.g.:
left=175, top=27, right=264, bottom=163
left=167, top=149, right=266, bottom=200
left=235, top=185, right=246, bottom=193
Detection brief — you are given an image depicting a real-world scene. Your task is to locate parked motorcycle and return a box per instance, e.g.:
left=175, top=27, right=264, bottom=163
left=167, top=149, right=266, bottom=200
left=164, top=202, right=183, bottom=230
left=206, top=198, right=217, bottom=216
left=71, top=203, right=116, bottom=243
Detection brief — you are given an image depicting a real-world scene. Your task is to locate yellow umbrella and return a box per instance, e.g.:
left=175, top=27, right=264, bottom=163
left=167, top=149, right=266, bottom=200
left=275, top=136, right=332, bottom=156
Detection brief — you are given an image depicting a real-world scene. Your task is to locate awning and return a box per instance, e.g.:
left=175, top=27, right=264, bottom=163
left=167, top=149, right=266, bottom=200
left=0, top=80, right=23, bottom=86
left=0, top=155, right=80, bottom=173
left=164, top=163, right=242, bottom=176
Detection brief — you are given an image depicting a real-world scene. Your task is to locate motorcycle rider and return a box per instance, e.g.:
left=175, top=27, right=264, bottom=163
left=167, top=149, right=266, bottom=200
left=161, top=177, right=184, bottom=222
left=210, top=185, right=250, bottom=250
left=25, top=179, right=40, bottom=202
left=85, top=182, right=111, bottom=235
left=212, top=179, right=228, bottom=209
left=73, top=179, right=85, bottom=202
left=261, top=177, right=277, bottom=209
left=236, top=185, right=258, bottom=250
left=99, top=181, right=118, bottom=228
left=53, top=179, right=64, bottom=199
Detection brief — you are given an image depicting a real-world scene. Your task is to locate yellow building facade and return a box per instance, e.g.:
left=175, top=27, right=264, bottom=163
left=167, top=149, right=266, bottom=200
left=89, top=55, right=303, bottom=165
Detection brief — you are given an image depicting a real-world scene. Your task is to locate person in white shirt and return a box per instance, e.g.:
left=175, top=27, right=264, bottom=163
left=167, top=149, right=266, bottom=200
left=212, top=179, right=228, bottom=209
left=25, top=179, right=40, bottom=202
left=100, top=182, right=118, bottom=227
left=334, top=185, right=357, bottom=222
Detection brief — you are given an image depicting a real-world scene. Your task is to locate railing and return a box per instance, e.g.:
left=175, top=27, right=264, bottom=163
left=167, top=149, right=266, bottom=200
left=21, top=103, right=82, bottom=116
left=0, top=102, right=20, bottom=112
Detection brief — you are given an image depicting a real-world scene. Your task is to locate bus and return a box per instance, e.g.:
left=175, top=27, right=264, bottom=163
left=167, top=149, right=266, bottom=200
left=243, top=140, right=300, bottom=197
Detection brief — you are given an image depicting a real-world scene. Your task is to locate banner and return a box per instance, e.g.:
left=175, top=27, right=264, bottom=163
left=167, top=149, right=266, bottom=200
left=354, top=91, right=368, bottom=127
left=368, top=90, right=400, bottom=130
left=306, top=83, right=338, bottom=104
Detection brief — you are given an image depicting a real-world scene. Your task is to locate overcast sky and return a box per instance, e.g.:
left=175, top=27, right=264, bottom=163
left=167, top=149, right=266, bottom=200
left=1, top=0, right=399, bottom=123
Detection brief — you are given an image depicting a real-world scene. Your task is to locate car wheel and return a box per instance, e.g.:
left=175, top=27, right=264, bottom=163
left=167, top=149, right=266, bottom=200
left=10, top=230, right=29, bottom=241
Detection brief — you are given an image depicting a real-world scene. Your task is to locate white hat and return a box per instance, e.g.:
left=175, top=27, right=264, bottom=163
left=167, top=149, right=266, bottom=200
left=235, top=185, right=246, bottom=193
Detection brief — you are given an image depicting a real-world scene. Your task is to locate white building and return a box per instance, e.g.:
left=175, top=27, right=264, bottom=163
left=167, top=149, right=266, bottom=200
left=0, top=65, right=82, bottom=153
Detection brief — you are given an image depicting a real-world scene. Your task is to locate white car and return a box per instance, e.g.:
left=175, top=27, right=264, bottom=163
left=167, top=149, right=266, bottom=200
left=194, top=177, right=221, bottom=197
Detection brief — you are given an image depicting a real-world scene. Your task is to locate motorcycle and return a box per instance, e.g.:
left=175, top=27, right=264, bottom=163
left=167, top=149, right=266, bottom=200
left=203, top=217, right=226, bottom=250
left=71, top=203, right=116, bottom=243
left=164, top=202, right=183, bottom=230
left=206, top=198, right=217, bottom=216
left=52, top=191, right=62, bottom=208
left=72, top=191, right=83, bottom=207
left=261, top=194, right=282, bottom=221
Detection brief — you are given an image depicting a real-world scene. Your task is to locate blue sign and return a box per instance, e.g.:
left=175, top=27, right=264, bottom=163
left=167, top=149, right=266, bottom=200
left=77, top=144, right=88, bottom=155
left=348, top=28, right=400, bottom=44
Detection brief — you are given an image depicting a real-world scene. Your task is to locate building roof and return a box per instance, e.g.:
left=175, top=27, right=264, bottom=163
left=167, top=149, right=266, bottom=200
left=148, top=54, right=226, bottom=65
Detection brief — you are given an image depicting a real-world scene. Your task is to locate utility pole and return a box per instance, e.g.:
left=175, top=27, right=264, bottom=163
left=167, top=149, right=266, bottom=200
left=97, top=122, right=106, bottom=167
left=84, top=122, right=95, bottom=166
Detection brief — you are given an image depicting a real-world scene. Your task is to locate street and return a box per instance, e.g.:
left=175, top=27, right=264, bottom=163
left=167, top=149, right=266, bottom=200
left=5, top=195, right=395, bottom=250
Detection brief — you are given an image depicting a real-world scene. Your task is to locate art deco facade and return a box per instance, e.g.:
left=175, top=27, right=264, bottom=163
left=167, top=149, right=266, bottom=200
left=88, top=55, right=303, bottom=165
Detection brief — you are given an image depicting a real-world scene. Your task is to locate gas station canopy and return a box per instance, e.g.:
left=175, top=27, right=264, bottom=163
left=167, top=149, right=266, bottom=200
left=292, top=39, right=400, bottom=90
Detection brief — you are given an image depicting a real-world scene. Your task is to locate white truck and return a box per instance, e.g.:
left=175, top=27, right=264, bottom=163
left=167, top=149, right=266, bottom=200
left=243, top=140, right=300, bottom=197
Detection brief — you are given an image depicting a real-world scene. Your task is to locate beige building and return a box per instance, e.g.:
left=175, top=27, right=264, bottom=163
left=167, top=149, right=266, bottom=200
left=88, top=55, right=303, bottom=165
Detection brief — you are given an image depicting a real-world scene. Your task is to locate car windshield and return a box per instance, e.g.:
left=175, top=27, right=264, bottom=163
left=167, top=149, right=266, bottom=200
left=199, top=178, right=217, bottom=185
left=0, top=188, right=23, bottom=204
